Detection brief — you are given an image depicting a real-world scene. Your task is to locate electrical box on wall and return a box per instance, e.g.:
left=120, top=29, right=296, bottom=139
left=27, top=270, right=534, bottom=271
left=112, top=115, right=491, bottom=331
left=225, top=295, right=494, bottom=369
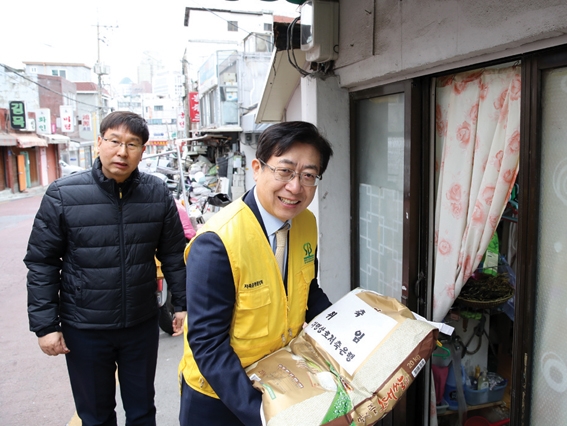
left=300, top=0, right=339, bottom=63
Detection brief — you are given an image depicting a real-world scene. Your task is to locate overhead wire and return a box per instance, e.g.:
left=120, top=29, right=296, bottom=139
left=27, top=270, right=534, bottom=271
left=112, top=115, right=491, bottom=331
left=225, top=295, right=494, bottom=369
left=187, top=0, right=278, bottom=50
left=1, top=63, right=102, bottom=111
left=3, top=2, right=327, bottom=113
left=285, top=14, right=335, bottom=79
left=287, top=16, right=311, bottom=77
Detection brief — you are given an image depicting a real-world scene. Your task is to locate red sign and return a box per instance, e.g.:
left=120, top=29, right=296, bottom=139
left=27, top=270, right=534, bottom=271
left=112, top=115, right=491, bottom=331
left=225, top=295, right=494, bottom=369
left=82, top=113, right=91, bottom=131
left=60, top=106, right=74, bottom=132
left=189, top=92, right=200, bottom=123
left=178, top=111, right=185, bottom=130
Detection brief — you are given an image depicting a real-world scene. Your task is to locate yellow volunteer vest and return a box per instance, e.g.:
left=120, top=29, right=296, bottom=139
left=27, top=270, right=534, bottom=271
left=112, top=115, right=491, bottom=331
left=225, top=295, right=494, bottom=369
left=179, top=198, right=317, bottom=398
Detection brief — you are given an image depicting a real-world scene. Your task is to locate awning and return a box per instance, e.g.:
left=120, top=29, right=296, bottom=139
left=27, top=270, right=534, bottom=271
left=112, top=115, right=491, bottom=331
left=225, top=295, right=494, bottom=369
left=71, top=138, right=94, bottom=147
left=241, top=109, right=271, bottom=133
left=176, top=135, right=211, bottom=143
left=11, top=133, right=48, bottom=148
left=40, top=133, right=71, bottom=144
left=178, top=134, right=231, bottom=143
left=0, top=133, right=17, bottom=146
left=197, top=126, right=243, bottom=133
left=225, top=0, right=307, bottom=3
left=256, top=49, right=305, bottom=123
left=148, top=140, right=169, bottom=146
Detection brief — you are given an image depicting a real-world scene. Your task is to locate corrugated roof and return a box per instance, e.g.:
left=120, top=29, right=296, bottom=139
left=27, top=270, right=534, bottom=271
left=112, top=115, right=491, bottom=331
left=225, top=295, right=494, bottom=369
left=76, top=82, right=98, bottom=91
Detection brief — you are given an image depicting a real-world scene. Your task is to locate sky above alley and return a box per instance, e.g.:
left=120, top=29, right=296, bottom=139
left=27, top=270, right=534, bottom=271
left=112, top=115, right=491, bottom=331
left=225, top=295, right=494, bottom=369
left=2, top=0, right=299, bottom=86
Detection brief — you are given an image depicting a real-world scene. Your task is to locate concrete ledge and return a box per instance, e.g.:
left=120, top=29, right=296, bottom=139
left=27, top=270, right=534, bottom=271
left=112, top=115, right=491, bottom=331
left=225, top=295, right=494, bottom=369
left=0, top=186, right=47, bottom=203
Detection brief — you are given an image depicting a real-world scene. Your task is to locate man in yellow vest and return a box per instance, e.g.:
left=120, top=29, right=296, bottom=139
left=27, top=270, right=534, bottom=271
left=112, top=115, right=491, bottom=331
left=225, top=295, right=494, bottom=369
left=179, top=121, right=334, bottom=425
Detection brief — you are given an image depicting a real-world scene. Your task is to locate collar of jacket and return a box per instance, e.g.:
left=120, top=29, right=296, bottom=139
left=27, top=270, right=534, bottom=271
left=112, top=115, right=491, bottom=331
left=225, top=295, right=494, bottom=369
left=91, top=157, right=141, bottom=197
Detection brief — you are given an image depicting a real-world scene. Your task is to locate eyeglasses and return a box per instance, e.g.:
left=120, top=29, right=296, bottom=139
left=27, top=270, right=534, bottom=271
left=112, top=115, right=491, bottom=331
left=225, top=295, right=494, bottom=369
left=102, top=137, right=143, bottom=152
left=259, top=159, right=321, bottom=187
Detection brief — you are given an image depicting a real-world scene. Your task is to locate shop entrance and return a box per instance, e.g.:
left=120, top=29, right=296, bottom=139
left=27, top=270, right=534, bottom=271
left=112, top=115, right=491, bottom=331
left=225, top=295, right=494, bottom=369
left=17, top=153, right=27, bottom=191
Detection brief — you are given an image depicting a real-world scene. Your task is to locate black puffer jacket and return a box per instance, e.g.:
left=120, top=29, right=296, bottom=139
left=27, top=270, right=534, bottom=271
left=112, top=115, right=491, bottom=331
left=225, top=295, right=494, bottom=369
left=25, top=158, right=187, bottom=334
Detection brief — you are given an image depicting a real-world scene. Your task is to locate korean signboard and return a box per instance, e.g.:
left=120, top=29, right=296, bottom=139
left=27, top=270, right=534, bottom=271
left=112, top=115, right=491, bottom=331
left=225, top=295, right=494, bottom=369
left=177, top=111, right=186, bottom=130
left=198, top=54, right=218, bottom=94
left=82, top=113, right=91, bottom=132
left=36, top=109, right=51, bottom=134
left=60, top=106, right=74, bottom=132
left=189, top=92, right=200, bottom=123
left=9, top=101, right=26, bottom=130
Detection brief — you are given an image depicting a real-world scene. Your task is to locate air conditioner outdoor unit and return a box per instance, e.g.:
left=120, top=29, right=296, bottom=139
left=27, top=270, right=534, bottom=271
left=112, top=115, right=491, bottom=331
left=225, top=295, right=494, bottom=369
left=94, top=63, right=111, bottom=76
left=300, top=0, right=339, bottom=63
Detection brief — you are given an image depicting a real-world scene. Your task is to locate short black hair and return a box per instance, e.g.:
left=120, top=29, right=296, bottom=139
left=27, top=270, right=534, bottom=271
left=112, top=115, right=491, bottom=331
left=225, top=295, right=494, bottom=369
left=256, top=121, right=334, bottom=175
left=100, top=111, right=150, bottom=144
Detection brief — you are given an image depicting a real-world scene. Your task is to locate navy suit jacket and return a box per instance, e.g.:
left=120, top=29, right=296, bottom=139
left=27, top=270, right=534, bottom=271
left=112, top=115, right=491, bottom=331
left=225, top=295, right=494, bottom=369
left=183, top=189, right=331, bottom=425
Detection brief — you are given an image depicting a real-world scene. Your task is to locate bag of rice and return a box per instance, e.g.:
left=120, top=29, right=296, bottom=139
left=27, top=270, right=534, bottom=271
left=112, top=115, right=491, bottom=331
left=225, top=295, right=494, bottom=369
left=246, top=288, right=438, bottom=426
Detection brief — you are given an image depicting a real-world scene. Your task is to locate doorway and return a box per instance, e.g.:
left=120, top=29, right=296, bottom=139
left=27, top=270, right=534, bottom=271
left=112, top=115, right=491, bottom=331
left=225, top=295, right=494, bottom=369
left=350, top=45, right=567, bottom=426
left=351, top=80, right=427, bottom=425
left=517, top=47, right=567, bottom=425
left=432, top=64, right=520, bottom=426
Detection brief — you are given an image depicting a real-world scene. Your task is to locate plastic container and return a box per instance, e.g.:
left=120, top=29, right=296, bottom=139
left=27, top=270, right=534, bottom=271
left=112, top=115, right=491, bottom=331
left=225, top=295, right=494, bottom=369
left=443, top=362, right=466, bottom=410
left=464, top=417, right=510, bottom=426
left=464, top=374, right=507, bottom=406
left=477, top=371, right=489, bottom=390
left=436, top=399, right=449, bottom=415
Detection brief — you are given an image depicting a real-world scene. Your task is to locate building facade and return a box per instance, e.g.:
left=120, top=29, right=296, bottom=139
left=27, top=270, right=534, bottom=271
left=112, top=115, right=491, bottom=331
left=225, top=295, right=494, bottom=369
left=28, top=62, right=107, bottom=170
left=0, top=65, right=54, bottom=195
left=253, top=1, right=567, bottom=425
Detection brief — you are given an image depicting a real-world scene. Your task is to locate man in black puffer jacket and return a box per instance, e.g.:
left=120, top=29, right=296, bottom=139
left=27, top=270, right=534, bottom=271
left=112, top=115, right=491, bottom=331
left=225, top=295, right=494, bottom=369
left=24, top=111, right=187, bottom=426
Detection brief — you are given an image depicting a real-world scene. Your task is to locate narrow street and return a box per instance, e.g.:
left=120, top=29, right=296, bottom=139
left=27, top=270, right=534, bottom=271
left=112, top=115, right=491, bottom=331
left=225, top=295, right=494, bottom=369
left=0, top=194, right=184, bottom=425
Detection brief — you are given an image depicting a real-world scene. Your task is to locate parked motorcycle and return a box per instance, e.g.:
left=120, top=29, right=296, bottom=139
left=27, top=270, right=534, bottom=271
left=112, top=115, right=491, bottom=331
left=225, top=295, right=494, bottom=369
left=150, top=145, right=231, bottom=335
left=151, top=172, right=179, bottom=194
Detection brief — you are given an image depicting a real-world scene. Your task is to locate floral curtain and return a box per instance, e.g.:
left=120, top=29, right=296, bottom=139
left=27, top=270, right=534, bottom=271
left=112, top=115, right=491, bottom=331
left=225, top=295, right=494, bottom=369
left=432, top=66, right=521, bottom=322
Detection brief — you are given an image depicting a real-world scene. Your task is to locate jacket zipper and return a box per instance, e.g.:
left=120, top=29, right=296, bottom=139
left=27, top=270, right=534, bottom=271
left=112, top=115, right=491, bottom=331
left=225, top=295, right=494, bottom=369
left=118, top=185, right=126, bottom=326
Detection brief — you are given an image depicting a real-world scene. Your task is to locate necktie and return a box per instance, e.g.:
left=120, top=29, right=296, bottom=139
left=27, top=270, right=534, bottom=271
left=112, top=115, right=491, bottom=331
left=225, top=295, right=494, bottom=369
left=274, top=223, right=290, bottom=276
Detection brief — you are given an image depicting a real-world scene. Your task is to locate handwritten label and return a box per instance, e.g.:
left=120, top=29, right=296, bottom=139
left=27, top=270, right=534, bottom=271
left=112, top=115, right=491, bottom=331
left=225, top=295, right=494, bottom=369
left=306, top=292, right=398, bottom=375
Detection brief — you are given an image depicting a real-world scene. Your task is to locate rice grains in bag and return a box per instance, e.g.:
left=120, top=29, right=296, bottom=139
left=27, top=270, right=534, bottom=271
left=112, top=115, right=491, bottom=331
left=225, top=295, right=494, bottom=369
left=246, top=288, right=439, bottom=426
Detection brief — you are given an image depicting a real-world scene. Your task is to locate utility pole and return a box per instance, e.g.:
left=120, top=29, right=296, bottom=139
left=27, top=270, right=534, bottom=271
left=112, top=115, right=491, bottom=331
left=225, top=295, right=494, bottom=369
left=93, top=20, right=118, bottom=156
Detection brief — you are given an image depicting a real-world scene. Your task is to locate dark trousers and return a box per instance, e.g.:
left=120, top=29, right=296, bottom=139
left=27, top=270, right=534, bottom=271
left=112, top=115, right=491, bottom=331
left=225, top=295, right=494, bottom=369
left=179, top=378, right=246, bottom=426
left=62, top=316, right=159, bottom=426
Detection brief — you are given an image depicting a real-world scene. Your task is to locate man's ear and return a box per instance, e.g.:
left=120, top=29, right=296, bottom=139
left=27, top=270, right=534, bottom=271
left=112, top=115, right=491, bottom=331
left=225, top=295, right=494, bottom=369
left=251, top=158, right=261, bottom=181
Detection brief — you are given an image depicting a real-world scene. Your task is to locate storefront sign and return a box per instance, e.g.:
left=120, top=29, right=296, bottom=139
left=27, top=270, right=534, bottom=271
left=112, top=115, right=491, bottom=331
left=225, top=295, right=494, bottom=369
left=82, top=113, right=91, bottom=132
left=36, top=109, right=51, bottom=134
left=178, top=111, right=186, bottom=130
left=60, top=106, right=74, bottom=132
left=189, top=92, right=200, bottom=123
left=9, top=101, right=26, bottom=130
left=198, top=55, right=218, bottom=93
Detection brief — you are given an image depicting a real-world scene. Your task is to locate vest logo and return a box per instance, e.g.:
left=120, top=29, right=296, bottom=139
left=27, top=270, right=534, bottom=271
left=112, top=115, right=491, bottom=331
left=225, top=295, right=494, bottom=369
left=303, top=242, right=314, bottom=264
left=244, top=280, right=264, bottom=289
